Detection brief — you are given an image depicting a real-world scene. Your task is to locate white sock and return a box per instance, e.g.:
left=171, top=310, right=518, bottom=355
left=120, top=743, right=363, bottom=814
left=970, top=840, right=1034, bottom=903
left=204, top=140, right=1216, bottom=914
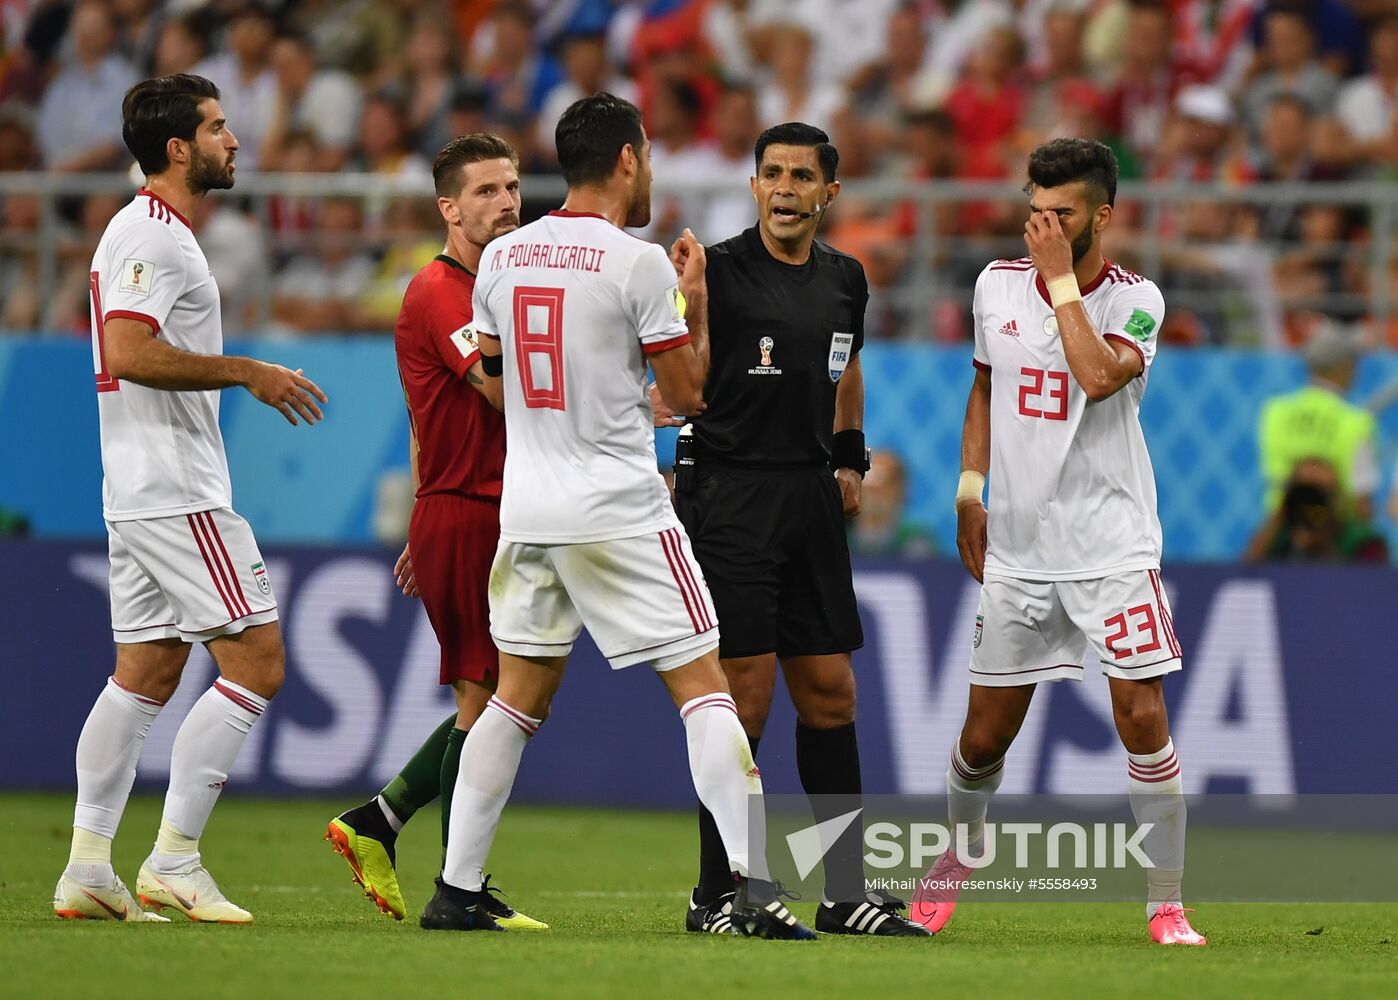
left=1127, top=738, right=1186, bottom=919
left=947, top=739, right=1004, bottom=861
left=376, top=795, right=405, bottom=833
left=681, top=693, right=768, bottom=881
left=70, top=677, right=165, bottom=880
left=441, top=696, right=539, bottom=892
left=155, top=678, right=267, bottom=863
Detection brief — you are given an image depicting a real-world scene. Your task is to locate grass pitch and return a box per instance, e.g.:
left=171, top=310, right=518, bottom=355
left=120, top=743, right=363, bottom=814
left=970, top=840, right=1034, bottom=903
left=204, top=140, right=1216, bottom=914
left=3, top=792, right=1393, bottom=999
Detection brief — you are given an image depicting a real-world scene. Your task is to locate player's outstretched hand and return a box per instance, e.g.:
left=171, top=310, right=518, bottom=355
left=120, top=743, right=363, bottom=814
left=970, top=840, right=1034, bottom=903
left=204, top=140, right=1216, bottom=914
left=674, top=228, right=707, bottom=308
left=836, top=468, right=862, bottom=518
left=394, top=543, right=419, bottom=598
left=1023, top=211, right=1074, bottom=281
left=246, top=362, right=328, bottom=426
left=956, top=502, right=987, bottom=583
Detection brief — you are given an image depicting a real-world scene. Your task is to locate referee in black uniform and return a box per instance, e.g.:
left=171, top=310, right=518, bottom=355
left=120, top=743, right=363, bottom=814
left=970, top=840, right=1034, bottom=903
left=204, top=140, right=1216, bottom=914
left=669, top=122, right=928, bottom=937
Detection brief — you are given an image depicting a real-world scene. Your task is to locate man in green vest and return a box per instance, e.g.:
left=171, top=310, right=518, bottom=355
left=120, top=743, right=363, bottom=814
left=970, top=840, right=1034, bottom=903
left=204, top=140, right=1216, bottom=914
left=1259, top=320, right=1378, bottom=519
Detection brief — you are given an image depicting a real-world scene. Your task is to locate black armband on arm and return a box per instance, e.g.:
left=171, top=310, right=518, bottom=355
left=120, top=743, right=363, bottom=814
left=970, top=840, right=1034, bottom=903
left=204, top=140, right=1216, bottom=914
left=480, top=353, right=503, bottom=377
left=831, top=429, right=870, bottom=477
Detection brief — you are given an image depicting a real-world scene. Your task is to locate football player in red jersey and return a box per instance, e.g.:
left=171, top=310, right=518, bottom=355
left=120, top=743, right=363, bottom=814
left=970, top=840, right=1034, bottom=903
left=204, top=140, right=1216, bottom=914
left=325, top=134, right=545, bottom=929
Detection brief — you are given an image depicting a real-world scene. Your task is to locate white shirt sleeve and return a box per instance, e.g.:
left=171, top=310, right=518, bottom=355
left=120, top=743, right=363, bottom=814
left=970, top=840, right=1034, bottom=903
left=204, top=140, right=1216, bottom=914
left=1101, top=281, right=1166, bottom=372
left=624, top=244, right=690, bottom=354
left=471, top=273, right=498, bottom=340
left=971, top=265, right=991, bottom=371
left=101, top=221, right=187, bottom=333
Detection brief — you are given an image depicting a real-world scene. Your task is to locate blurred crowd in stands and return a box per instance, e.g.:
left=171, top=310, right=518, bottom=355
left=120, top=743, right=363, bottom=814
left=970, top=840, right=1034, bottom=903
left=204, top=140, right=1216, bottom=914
left=4, top=0, right=1398, bottom=347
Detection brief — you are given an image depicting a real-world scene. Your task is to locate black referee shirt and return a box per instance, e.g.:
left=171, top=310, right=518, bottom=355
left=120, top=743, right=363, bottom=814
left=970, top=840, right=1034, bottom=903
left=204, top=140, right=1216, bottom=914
left=693, top=226, right=869, bottom=469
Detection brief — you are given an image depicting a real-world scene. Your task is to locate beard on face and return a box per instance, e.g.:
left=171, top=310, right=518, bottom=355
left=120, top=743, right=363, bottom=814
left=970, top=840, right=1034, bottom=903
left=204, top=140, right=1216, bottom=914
left=187, top=143, right=234, bottom=194
left=625, top=171, right=652, bottom=228
left=1069, top=218, right=1095, bottom=263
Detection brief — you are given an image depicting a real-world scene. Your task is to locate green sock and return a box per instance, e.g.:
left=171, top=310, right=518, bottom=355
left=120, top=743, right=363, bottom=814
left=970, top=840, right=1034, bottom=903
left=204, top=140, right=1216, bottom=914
left=379, top=713, right=457, bottom=826
left=440, top=726, right=468, bottom=868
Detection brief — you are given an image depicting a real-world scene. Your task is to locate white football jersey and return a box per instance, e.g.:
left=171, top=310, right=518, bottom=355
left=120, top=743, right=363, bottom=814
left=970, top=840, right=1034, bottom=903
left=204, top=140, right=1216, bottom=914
left=472, top=210, right=689, bottom=544
left=972, top=258, right=1165, bottom=580
left=90, top=189, right=232, bottom=521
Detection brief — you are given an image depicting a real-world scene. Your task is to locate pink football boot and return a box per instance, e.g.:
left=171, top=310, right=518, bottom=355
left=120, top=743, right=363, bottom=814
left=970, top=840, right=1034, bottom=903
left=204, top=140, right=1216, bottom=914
left=909, top=852, right=975, bottom=934
left=1149, top=903, right=1207, bottom=945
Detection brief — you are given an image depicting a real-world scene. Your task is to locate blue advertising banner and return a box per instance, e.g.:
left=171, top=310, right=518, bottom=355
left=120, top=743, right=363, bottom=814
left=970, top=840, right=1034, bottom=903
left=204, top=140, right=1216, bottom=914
left=4, top=541, right=1392, bottom=802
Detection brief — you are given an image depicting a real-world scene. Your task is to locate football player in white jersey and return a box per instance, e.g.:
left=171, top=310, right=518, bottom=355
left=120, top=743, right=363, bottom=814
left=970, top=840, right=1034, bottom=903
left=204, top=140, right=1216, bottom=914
left=909, top=139, right=1205, bottom=945
left=55, top=75, right=327, bottom=925
left=423, top=93, right=812, bottom=939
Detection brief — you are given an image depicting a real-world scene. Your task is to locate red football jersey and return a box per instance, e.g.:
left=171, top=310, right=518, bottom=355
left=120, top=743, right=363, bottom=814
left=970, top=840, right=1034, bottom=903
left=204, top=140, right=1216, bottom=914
left=395, top=255, right=505, bottom=500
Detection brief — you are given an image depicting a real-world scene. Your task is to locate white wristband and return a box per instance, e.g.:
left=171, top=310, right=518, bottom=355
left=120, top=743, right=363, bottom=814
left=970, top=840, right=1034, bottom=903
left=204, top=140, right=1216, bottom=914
left=955, top=470, right=986, bottom=511
left=1046, top=274, right=1082, bottom=309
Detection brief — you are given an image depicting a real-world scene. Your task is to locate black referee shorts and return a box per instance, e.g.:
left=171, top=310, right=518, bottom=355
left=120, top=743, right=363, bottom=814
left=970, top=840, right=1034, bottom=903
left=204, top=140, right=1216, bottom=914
left=676, top=464, right=863, bottom=660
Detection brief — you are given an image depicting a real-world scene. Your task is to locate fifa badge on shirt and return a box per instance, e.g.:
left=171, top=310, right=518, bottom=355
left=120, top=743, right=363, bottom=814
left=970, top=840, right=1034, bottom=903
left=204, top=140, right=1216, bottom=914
left=1124, top=308, right=1156, bottom=342
left=748, top=336, right=781, bottom=375
left=828, top=332, right=853, bottom=383
left=448, top=324, right=480, bottom=360
left=119, top=258, right=154, bottom=296
left=974, top=613, right=984, bottom=648
left=251, top=561, right=270, bottom=596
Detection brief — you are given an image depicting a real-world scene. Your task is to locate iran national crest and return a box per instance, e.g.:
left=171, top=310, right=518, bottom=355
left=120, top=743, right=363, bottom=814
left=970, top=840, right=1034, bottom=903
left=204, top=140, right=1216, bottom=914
left=828, top=332, right=853, bottom=382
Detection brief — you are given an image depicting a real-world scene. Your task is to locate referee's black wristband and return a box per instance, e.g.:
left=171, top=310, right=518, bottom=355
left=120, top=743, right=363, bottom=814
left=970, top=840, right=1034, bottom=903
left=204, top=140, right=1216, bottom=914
left=480, top=352, right=503, bottom=377
left=831, top=430, right=870, bottom=478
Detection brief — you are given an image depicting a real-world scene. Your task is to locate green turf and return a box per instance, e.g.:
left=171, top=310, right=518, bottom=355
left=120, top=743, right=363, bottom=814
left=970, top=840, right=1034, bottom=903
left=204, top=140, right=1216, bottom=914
left=3, top=792, right=1393, bottom=999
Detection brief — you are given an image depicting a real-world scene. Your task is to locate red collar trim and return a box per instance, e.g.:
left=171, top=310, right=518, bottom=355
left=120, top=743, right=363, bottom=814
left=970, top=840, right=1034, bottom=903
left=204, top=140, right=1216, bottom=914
left=548, top=209, right=609, bottom=221
left=1035, top=259, right=1111, bottom=307
left=138, top=188, right=192, bottom=229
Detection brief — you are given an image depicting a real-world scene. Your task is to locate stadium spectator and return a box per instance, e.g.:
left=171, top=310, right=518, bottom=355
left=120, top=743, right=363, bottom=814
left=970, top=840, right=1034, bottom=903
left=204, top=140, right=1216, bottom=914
left=945, top=24, right=1027, bottom=180
left=1328, top=16, right=1398, bottom=170
left=535, top=31, right=638, bottom=167
left=757, top=16, right=843, bottom=136
left=1241, top=7, right=1337, bottom=140
left=271, top=197, right=377, bottom=334
left=1247, top=94, right=1344, bottom=243
left=1153, top=85, right=1248, bottom=182
left=400, top=14, right=464, bottom=162
left=643, top=78, right=720, bottom=245
left=1246, top=0, right=1363, bottom=81
left=700, top=0, right=761, bottom=83
left=0, top=99, right=37, bottom=171
left=0, top=192, right=49, bottom=331
left=111, top=0, right=163, bottom=76
left=848, top=450, right=936, bottom=557
left=35, top=0, right=135, bottom=171
left=1258, top=318, right=1379, bottom=519
left=350, top=89, right=430, bottom=180
left=263, top=32, right=362, bottom=171
left=1243, top=457, right=1389, bottom=562
left=192, top=4, right=277, bottom=171
left=698, top=83, right=762, bottom=242
left=1022, top=6, right=1099, bottom=140
left=191, top=198, right=270, bottom=335
left=151, top=12, right=206, bottom=78
left=1168, top=0, right=1256, bottom=92
left=265, top=128, right=323, bottom=245
left=848, top=3, right=934, bottom=149
left=471, top=1, right=561, bottom=130
left=1272, top=203, right=1364, bottom=319
left=1102, top=0, right=1195, bottom=172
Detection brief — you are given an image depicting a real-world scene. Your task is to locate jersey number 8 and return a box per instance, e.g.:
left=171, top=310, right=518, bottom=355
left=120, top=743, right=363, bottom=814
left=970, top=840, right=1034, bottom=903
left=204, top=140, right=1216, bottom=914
left=512, top=286, right=566, bottom=411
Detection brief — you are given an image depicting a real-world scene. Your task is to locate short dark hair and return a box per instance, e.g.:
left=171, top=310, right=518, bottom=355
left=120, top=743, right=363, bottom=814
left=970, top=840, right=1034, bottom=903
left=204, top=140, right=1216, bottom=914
left=1267, top=91, right=1314, bottom=119
left=754, top=122, right=838, bottom=183
left=1024, top=137, right=1119, bottom=207
left=555, top=92, right=645, bottom=187
left=122, top=74, right=221, bottom=176
left=433, top=132, right=519, bottom=197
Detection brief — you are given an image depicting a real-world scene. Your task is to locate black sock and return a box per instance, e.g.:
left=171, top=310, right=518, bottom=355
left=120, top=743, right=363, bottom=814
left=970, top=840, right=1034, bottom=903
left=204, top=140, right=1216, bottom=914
left=342, top=800, right=397, bottom=865
left=796, top=720, right=864, bottom=903
left=696, top=733, right=761, bottom=905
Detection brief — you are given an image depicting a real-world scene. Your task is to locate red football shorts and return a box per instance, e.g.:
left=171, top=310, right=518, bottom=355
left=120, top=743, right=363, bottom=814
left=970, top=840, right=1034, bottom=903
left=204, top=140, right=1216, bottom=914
left=408, top=493, right=501, bottom=685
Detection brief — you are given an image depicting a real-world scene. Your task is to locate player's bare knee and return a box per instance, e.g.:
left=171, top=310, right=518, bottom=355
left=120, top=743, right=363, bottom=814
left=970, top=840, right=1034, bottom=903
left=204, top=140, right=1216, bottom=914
left=959, top=729, right=1011, bottom=769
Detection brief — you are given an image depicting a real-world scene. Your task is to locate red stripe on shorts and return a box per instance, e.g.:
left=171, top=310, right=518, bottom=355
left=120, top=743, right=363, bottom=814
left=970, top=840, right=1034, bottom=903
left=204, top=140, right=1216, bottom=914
left=195, top=511, right=250, bottom=618
left=1149, top=571, right=1182, bottom=658
left=202, top=510, right=253, bottom=616
left=188, top=514, right=238, bottom=620
left=665, top=528, right=712, bottom=631
left=659, top=529, right=703, bottom=633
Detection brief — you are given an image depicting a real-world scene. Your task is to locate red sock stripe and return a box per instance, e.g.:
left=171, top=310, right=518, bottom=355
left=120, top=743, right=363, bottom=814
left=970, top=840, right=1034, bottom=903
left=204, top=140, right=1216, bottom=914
left=681, top=694, right=738, bottom=720
left=488, top=697, right=538, bottom=736
left=1149, top=571, right=1182, bottom=659
left=1129, top=752, right=1178, bottom=775
left=189, top=514, right=238, bottom=620
left=951, top=752, right=1004, bottom=783
left=666, top=530, right=713, bottom=631
left=213, top=679, right=264, bottom=716
left=111, top=676, right=164, bottom=707
left=1129, top=764, right=1182, bottom=784
left=202, top=511, right=253, bottom=616
left=659, top=529, right=704, bottom=633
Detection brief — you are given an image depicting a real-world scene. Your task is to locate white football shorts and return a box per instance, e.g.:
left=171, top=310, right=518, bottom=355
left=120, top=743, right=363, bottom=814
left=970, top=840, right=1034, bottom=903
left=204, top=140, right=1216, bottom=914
left=489, top=525, right=719, bottom=671
left=107, top=507, right=279, bottom=644
left=970, top=569, right=1182, bottom=686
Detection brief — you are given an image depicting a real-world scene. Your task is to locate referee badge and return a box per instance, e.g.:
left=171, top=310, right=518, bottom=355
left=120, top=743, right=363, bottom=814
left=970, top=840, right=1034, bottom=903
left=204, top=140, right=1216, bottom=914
left=828, top=332, right=853, bottom=382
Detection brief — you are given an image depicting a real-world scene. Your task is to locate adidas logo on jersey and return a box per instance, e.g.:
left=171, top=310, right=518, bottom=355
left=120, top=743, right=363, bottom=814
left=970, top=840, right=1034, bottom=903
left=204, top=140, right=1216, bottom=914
left=998, top=320, right=1020, bottom=337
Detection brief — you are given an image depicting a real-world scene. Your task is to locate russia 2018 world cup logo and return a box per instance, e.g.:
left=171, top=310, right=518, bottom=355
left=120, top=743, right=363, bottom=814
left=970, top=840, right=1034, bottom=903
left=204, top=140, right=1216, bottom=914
left=758, top=336, right=774, bottom=367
